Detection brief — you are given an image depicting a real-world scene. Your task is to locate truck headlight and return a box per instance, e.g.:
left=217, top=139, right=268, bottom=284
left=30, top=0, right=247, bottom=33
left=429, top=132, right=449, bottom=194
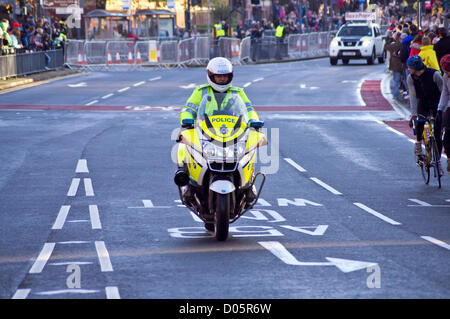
left=330, top=39, right=339, bottom=46
left=361, top=40, right=371, bottom=47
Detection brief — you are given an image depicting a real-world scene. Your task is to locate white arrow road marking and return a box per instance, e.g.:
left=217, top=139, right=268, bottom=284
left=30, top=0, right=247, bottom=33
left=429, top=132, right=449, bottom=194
left=258, top=241, right=377, bottom=273
left=180, top=83, right=197, bottom=89
left=68, top=82, right=87, bottom=87
left=29, top=243, right=55, bottom=274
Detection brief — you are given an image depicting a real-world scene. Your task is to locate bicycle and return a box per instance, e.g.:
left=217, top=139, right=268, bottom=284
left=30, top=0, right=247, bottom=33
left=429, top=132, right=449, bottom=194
left=410, top=115, right=442, bottom=188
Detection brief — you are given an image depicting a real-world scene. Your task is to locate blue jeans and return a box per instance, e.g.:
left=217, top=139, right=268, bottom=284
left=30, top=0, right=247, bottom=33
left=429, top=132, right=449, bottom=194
left=391, top=71, right=401, bottom=99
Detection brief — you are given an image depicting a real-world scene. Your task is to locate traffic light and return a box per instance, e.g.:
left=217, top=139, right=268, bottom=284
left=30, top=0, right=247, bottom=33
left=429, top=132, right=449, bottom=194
left=251, top=0, right=260, bottom=5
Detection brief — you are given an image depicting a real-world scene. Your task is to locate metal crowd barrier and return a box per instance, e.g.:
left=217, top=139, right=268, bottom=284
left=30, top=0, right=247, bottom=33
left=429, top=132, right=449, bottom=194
left=0, top=49, right=65, bottom=79
left=64, top=30, right=343, bottom=70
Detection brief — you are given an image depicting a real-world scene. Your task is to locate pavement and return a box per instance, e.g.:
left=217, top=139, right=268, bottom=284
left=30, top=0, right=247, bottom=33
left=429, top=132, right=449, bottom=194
left=0, top=67, right=85, bottom=92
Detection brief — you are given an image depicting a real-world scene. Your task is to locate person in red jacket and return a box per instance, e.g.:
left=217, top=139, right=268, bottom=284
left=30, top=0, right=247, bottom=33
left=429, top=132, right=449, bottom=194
left=409, top=34, right=423, bottom=57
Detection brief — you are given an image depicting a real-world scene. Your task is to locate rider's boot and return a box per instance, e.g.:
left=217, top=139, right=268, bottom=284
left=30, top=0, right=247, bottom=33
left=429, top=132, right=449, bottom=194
left=414, top=141, right=423, bottom=157
left=244, top=185, right=258, bottom=209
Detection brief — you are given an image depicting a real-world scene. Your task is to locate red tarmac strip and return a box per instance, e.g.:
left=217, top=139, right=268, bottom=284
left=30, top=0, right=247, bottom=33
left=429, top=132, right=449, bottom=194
left=0, top=80, right=394, bottom=112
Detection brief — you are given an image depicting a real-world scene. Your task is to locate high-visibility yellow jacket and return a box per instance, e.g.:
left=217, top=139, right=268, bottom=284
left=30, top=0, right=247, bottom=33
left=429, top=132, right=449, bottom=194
left=275, top=24, right=285, bottom=38
left=214, top=24, right=225, bottom=37
left=180, top=84, right=259, bottom=124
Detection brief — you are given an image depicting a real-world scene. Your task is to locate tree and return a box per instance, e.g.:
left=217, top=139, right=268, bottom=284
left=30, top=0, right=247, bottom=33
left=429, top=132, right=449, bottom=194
left=212, top=1, right=232, bottom=21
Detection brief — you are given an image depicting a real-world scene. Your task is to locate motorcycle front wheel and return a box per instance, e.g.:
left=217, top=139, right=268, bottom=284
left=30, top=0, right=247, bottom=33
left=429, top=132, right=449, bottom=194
left=215, top=193, right=230, bottom=241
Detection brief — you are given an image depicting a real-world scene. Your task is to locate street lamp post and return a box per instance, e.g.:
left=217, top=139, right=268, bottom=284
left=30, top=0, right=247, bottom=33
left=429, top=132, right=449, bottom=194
left=208, top=0, right=211, bottom=41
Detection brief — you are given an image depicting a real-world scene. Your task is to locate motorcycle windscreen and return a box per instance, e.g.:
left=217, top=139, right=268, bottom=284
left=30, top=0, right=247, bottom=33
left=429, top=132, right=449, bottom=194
left=197, top=92, right=249, bottom=143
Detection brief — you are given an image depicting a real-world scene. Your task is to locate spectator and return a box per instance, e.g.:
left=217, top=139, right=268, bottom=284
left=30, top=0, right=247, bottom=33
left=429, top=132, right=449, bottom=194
left=0, top=18, right=11, bottom=55
left=409, top=34, right=423, bottom=57
left=385, top=32, right=404, bottom=101
left=272, top=0, right=280, bottom=26
left=434, top=27, right=450, bottom=70
left=9, top=27, right=23, bottom=50
left=419, top=36, right=440, bottom=70
left=33, top=28, right=45, bottom=51
left=250, top=21, right=262, bottom=62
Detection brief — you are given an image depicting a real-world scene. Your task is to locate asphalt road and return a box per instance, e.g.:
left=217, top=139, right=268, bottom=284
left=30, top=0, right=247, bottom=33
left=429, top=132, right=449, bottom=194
left=0, top=58, right=449, bottom=300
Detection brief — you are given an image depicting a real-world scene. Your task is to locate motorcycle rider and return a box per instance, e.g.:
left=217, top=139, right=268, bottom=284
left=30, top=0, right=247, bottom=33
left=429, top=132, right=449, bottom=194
left=176, top=57, right=261, bottom=215
left=179, top=57, right=260, bottom=125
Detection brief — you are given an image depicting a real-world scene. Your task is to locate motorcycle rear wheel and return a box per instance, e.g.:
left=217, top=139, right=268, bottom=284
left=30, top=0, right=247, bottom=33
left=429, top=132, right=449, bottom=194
left=215, top=193, right=230, bottom=241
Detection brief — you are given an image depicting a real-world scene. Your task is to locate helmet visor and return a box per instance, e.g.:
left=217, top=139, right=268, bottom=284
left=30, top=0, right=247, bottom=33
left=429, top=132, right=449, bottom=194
left=208, top=71, right=233, bottom=86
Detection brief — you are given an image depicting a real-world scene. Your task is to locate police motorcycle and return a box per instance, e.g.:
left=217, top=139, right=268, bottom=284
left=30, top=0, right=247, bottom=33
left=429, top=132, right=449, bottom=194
left=174, top=92, right=267, bottom=241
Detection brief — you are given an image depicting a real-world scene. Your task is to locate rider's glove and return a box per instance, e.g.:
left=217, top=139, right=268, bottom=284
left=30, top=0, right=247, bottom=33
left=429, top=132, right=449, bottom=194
left=409, top=115, right=416, bottom=128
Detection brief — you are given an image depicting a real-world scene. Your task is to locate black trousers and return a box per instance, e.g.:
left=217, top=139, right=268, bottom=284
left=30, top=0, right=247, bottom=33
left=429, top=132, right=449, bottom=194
left=443, top=109, right=450, bottom=156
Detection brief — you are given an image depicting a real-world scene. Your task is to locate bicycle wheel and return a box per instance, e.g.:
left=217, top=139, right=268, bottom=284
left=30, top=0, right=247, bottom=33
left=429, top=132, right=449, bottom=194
left=430, top=137, right=442, bottom=188
left=418, top=154, right=430, bottom=184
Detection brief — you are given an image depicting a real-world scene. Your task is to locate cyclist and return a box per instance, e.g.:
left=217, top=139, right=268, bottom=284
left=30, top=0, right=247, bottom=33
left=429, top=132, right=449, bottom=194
left=406, top=55, right=444, bottom=175
left=437, top=54, right=450, bottom=173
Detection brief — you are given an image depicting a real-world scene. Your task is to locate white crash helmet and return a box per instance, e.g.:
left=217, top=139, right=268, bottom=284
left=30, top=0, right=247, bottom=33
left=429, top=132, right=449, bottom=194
left=206, top=57, right=233, bottom=92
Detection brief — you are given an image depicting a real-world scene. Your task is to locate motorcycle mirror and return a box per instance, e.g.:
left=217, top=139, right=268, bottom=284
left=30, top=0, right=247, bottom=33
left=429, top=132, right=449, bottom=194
left=181, top=118, right=195, bottom=128
left=248, top=120, right=264, bottom=128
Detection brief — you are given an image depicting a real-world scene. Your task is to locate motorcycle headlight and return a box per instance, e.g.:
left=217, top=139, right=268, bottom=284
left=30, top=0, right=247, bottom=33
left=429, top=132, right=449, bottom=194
left=203, top=142, right=217, bottom=158
left=202, top=141, right=246, bottom=160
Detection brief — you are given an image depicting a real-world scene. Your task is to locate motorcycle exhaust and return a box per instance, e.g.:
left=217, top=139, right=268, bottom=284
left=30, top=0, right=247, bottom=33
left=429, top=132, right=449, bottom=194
left=174, top=169, right=190, bottom=186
